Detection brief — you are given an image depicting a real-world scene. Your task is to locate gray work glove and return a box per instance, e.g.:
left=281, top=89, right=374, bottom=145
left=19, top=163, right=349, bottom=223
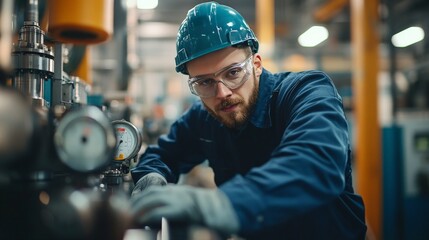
left=130, top=185, right=240, bottom=235
left=131, top=172, right=167, bottom=198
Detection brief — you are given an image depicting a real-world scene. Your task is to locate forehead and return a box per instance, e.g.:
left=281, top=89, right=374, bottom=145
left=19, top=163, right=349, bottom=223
left=187, top=47, right=248, bottom=77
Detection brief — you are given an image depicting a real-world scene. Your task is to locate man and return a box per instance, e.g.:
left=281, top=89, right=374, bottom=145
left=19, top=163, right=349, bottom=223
left=130, top=2, right=367, bottom=239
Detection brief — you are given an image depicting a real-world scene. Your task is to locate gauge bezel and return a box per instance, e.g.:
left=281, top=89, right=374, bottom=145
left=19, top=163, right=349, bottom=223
left=54, top=106, right=116, bottom=172
left=111, top=119, right=143, bottom=162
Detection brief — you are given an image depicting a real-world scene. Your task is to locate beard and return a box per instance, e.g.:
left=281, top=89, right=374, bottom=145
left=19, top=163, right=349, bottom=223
left=204, top=74, right=259, bottom=129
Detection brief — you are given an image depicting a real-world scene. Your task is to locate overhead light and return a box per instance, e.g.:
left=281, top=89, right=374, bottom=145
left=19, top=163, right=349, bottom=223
left=298, top=26, right=329, bottom=47
left=138, top=22, right=179, bottom=38
left=391, top=26, right=425, bottom=48
left=126, top=0, right=136, bottom=8
left=137, top=0, right=158, bottom=9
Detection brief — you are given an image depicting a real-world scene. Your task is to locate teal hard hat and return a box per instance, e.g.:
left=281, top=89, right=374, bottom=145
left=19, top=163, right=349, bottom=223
left=175, top=1, right=259, bottom=74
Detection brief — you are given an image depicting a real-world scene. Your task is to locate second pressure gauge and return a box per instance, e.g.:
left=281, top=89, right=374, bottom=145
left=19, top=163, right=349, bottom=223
left=112, top=120, right=142, bottom=162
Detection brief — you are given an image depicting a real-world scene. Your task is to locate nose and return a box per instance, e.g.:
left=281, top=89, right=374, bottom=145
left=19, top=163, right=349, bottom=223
left=215, top=81, right=232, bottom=98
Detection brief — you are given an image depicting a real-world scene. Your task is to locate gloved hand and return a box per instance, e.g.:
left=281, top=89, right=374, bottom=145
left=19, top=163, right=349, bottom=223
left=130, top=185, right=240, bottom=235
left=131, top=172, right=167, bottom=198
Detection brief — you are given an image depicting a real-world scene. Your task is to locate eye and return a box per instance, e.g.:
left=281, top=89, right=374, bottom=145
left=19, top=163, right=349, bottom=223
left=225, top=67, right=243, bottom=79
left=196, top=78, right=216, bottom=87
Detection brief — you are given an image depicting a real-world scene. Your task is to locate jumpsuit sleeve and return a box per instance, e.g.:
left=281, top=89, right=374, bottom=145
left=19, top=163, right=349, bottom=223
left=130, top=103, right=207, bottom=184
left=219, top=71, right=350, bottom=233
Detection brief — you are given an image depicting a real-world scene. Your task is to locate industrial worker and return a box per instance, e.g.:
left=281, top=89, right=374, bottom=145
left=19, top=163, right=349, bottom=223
left=130, top=2, right=367, bottom=239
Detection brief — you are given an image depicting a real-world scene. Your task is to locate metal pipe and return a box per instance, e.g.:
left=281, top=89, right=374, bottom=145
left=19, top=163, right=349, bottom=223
left=25, top=0, right=39, bottom=23
left=12, top=0, right=54, bottom=107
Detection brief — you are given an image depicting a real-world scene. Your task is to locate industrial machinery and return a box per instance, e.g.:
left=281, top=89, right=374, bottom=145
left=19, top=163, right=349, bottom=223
left=397, top=112, right=429, bottom=240
left=0, top=0, right=141, bottom=239
left=11, top=0, right=54, bottom=108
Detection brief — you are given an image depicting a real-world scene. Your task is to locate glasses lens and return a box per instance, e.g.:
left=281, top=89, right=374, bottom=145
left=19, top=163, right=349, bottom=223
left=188, top=55, right=253, bottom=98
left=219, top=65, right=248, bottom=89
left=190, top=78, right=217, bottom=98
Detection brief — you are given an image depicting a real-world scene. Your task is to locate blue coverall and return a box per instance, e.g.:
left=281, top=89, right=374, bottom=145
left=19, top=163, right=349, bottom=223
left=131, top=69, right=367, bottom=239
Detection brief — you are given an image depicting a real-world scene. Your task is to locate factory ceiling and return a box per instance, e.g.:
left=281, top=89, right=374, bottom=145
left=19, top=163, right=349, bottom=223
left=11, top=0, right=429, bottom=102
left=130, top=0, right=429, bottom=69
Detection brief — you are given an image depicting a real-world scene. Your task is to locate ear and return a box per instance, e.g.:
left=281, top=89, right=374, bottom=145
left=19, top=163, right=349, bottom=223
left=252, top=54, right=263, bottom=77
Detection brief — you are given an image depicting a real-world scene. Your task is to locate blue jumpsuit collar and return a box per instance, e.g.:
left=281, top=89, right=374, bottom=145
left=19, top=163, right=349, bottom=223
left=249, top=69, right=275, bottom=128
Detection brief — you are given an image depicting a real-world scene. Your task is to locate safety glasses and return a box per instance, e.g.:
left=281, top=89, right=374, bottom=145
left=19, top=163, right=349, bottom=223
left=188, top=55, right=253, bottom=98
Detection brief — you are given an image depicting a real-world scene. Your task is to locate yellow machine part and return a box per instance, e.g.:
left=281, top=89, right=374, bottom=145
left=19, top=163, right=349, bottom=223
left=72, top=47, right=92, bottom=85
left=48, top=0, right=113, bottom=44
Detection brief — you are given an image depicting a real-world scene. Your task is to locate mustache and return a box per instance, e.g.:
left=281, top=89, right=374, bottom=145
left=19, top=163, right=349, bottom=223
left=217, top=98, right=242, bottom=110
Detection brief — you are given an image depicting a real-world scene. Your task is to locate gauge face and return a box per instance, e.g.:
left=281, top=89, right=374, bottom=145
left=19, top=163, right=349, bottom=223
left=112, top=120, right=142, bottom=161
left=54, top=106, right=116, bottom=172
left=61, top=118, right=107, bottom=170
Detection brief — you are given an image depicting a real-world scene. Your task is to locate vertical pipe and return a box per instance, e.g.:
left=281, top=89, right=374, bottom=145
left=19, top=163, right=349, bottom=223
left=25, top=0, right=38, bottom=23
left=382, top=126, right=403, bottom=240
left=383, top=1, right=403, bottom=239
left=350, top=0, right=382, bottom=239
left=52, top=43, right=63, bottom=107
left=12, top=0, right=54, bottom=107
left=256, top=0, right=275, bottom=56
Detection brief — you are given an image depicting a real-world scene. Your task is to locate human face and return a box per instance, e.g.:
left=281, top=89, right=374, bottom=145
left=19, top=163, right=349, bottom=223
left=186, top=47, right=262, bottom=129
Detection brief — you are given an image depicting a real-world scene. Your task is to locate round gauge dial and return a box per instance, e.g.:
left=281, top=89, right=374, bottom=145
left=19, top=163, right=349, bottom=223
left=112, top=120, right=142, bottom=161
left=54, top=106, right=116, bottom=172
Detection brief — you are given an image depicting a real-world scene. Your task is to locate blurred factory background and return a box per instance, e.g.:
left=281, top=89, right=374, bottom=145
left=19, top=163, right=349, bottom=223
left=0, top=0, right=428, bottom=239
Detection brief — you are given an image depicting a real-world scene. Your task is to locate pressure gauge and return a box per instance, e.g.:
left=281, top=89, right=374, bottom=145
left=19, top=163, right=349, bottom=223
left=54, top=106, right=116, bottom=172
left=112, top=120, right=142, bottom=162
